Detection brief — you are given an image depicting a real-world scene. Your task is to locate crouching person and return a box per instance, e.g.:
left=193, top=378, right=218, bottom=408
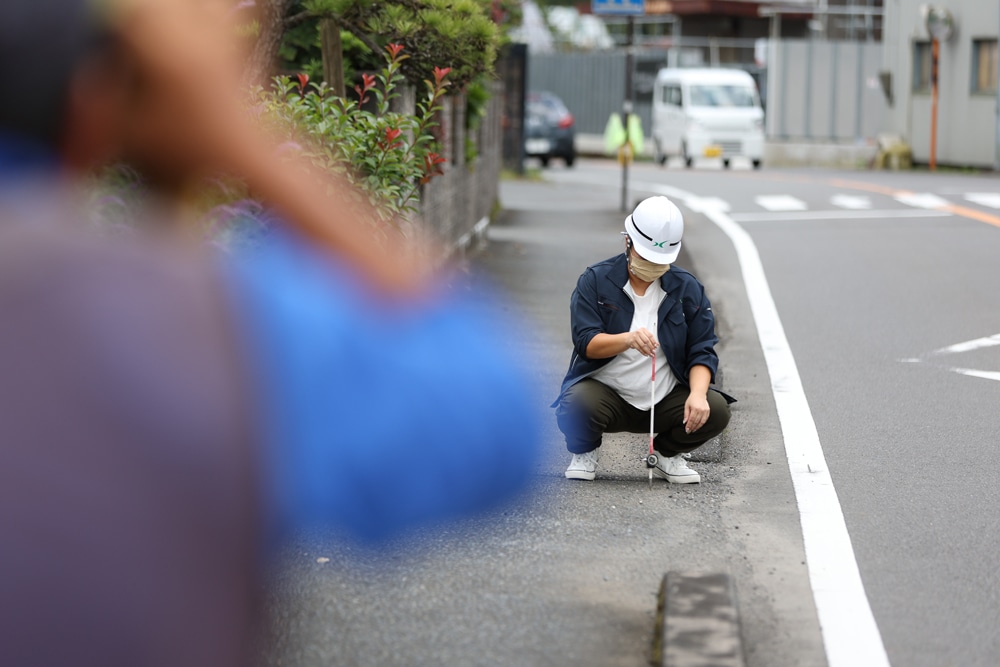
left=553, top=196, right=734, bottom=483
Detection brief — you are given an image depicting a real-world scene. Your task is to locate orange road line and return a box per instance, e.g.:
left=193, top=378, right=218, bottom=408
left=941, top=203, right=1000, bottom=229
left=830, top=178, right=1000, bottom=229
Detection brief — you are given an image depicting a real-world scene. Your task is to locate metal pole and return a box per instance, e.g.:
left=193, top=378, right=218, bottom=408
left=781, top=38, right=790, bottom=138
left=804, top=39, right=813, bottom=139
left=768, top=14, right=781, bottom=138
left=930, top=38, right=939, bottom=171
left=621, top=16, right=635, bottom=213
left=830, top=41, right=839, bottom=140
left=854, top=40, right=864, bottom=140
left=996, top=9, right=1000, bottom=171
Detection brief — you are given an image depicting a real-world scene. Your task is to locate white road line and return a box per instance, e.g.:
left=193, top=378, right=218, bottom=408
left=895, top=192, right=950, bottom=209
left=623, top=177, right=891, bottom=667
left=964, top=193, right=1000, bottom=210
left=755, top=195, right=808, bottom=211
left=930, top=333, right=1000, bottom=356
left=831, top=194, right=873, bottom=210
left=730, top=209, right=951, bottom=223
left=898, top=334, right=1000, bottom=384
left=951, top=368, right=1000, bottom=383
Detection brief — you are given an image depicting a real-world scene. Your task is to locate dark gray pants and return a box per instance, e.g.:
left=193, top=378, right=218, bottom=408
left=556, top=378, right=731, bottom=457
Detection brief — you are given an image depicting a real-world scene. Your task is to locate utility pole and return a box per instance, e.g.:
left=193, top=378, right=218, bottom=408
left=924, top=6, right=954, bottom=171
left=621, top=16, right=635, bottom=213
left=930, top=37, right=939, bottom=171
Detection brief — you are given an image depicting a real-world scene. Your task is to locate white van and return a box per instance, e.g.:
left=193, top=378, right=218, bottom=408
left=651, top=68, right=765, bottom=169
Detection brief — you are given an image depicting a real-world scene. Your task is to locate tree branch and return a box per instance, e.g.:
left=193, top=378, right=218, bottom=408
left=284, top=9, right=314, bottom=29
left=340, top=20, right=386, bottom=61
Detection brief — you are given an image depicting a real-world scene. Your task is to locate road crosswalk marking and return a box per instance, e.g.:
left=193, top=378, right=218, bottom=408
left=894, top=192, right=950, bottom=209
left=730, top=209, right=950, bottom=223
left=964, top=193, right=1000, bottom=209
left=830, top=194, right=872, bottom=210
left=736, top=189, right=1000, bottom=222
left=684, top=196, right=730, bottom=213
left=754, top=195, right=807, bottom=211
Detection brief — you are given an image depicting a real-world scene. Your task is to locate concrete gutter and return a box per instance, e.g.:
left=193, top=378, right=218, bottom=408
left=653, top=572, right=746, bottom=667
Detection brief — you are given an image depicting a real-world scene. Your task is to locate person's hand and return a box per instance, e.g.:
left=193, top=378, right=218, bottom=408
left=102, top=0, right=251, bottom=178
left=683, top=392, right=710, bottom=434
left=627, top=328, right=658, bottom=357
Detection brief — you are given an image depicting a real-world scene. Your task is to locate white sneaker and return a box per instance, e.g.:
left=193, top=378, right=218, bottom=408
left=564, top=450, right=600, bottom=480
left=653, top=454, right=701, bottom=484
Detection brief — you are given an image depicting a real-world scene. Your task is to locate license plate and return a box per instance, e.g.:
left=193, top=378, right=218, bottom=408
left=525, top=139, right=551, bottom=154
left=703, top=145, right=722, bottom=158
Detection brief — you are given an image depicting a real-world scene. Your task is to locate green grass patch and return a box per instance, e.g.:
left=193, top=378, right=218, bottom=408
left=500, top=167, right=544, bottom=182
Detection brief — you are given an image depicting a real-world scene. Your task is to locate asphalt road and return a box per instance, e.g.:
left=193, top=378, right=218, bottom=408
left=262, top=159, right=1000, bottom=667
left=544, top=158, right=1000, bottom=667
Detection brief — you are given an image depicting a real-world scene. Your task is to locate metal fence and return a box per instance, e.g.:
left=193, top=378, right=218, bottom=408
left=526, top=38, right=887, bottom=143
left=767, top=39, right=885, bottom=141
left=528, top=50, right=638, bottom=136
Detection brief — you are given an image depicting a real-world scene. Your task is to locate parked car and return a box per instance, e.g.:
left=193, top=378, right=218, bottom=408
left=651, top=68, right=765, bottom=169
left=524, top=91, right=576, bottom=168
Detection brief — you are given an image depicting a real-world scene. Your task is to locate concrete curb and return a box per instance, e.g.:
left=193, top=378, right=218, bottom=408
left=653, top=572, right=746, bottom=667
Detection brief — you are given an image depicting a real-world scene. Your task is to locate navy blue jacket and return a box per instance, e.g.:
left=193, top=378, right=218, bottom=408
left=554, top=253, right=733, bottom=406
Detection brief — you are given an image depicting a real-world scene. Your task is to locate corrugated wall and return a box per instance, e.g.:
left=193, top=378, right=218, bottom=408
left=527, top=51, right=661, bottom=136
left=767, top=40, right=886, bottom=141
left=526, top=41, right=888, bottom=142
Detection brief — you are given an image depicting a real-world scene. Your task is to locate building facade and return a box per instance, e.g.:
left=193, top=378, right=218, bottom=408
left=882, top=1, right=999, bottom=167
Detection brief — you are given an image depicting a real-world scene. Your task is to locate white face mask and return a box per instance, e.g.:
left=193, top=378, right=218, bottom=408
left=628, top=251, right=670, bottom=282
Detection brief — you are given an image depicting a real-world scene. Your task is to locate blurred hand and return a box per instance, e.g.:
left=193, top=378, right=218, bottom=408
left=101, top=0, right=250, bottom=176
left=102, top=0, right=437, bottom=295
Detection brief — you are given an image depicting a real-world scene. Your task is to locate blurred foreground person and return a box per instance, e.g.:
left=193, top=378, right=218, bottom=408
left=0, top=2, right=540, bottom=666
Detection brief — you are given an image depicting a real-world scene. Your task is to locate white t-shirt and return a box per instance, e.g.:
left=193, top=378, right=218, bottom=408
left=592, top=279, right=677, bottom=410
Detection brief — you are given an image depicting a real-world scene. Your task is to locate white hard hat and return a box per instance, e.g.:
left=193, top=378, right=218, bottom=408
left=623, top=196, right=684, bottom=264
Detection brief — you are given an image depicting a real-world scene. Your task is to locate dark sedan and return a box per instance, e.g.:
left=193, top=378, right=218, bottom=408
left=524, top=91, right=576, bottom=168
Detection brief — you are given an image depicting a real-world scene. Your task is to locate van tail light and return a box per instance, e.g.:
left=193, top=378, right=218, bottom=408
left=557, top=114, right=574, bottom=129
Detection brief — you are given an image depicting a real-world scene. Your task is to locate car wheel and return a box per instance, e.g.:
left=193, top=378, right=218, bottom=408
left=565, top=154, right=575, bottom=168
left=722, top=158, right=731, bottom=169
left=752, top=159, right=762, bottom=170
left=653, top=139, right=666, bottom=167
left=682, top=143, right=693, bottom=169
left=539, top=156, right=550, bottom=168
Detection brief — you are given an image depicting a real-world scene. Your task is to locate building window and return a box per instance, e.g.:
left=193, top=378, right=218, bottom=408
left=972, top=39, right=998, bottom=94
left=913, top=41, right=932, bottom=92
